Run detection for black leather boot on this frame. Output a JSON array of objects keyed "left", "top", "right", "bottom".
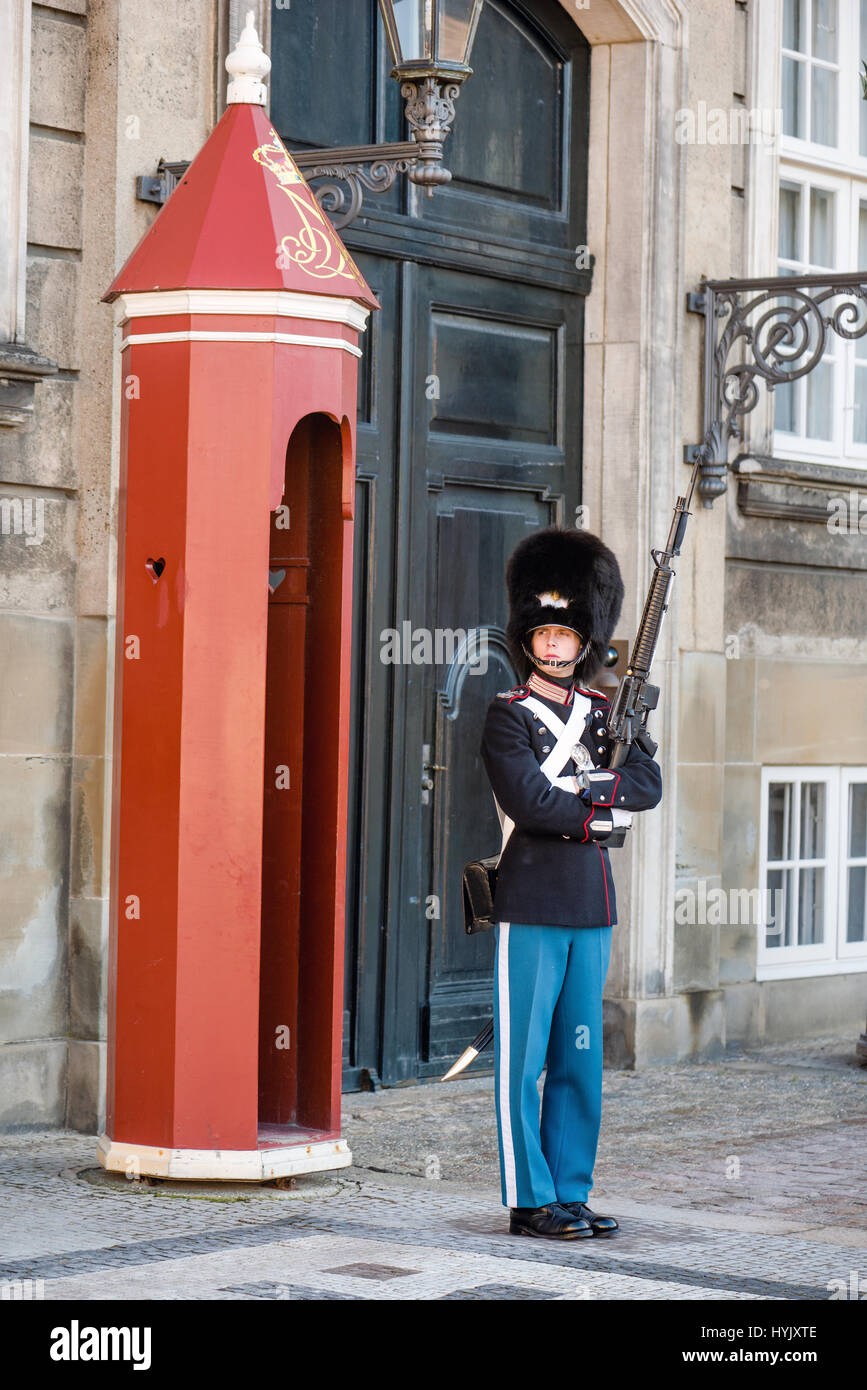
[
  {"left": 559, "top": 1200, "right": 619, "bottom": 1236},
  {"left": 509, "top": 1203, "right": 595, "bottom": 1239}
]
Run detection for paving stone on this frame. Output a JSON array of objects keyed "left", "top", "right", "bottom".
[{"left": 0, "top": 1033, "right": 864, "bottom": 1301}]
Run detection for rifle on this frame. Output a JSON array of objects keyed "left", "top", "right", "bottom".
[
  {"left": 441, "top": 456, "right": 702, "bottom": 1080},
  {"left": 601, "top": 451, "right": 702, "bottom": 847}
]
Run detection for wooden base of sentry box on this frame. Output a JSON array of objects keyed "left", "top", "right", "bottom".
[{"left": 97, "top": 1133, "right": 352, "bottom": 1181}]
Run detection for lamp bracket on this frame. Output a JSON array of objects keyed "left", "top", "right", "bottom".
[{"left": 686, "top": 271, "right": 867, "bottom": 505}]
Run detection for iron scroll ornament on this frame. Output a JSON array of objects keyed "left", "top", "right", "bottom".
[
  {"left": 685, "top": 271, "right": 867, "bottom": 505},
  {"left": 294, "top": 147, "right": 418, "bottom": 232}
]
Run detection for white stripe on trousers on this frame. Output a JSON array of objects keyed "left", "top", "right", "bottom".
[{"left": 496, "top": 922, "right": 518, "bottom": 1207}]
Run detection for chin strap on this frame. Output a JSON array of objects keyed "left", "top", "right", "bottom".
[{"left": 521, "top": 640, "right": 588, "bottom": 674}]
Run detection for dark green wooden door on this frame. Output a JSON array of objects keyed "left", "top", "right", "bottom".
[{"left": 270, "top": 0, "right": 590, "bottom": 1087}]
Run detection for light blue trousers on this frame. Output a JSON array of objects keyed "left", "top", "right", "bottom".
[{"left": 493, "top": 921, "right": 613, "bottom": 1209}]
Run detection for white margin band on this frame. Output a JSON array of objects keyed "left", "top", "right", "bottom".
[
  {"left": 97, "top": 1133, "right": 352, "bottom": 1182},
  {"left": 118, "top": 329, "right": 362, "bottom": 357},
  {"left": 115, "top": 289, "right": 371, "bottom": 332}
]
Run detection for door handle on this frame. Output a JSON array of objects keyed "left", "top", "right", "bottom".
[
  {"left": 421, "top": 763, "right": 447, "bottom": 789},
  {"left": 421, "top": 744, "right": 448, "bottom": 801}
]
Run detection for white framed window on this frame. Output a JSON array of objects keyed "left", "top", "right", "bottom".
[
  {"left": 776, "top": 0, "right": 867, "bottom": 465},
  {"left": 841, "top": 770, "right": 867, "bottom": 956},
  {"left": 758, "top": 765, "right": 867, "bottom": 978},
  {"left": 782, "top": 0, "right": 841, "bottom": 153}
]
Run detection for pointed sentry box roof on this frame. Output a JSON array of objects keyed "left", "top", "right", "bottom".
[{"left": 103, "top": 102, "right": 379, "bottom": 310}]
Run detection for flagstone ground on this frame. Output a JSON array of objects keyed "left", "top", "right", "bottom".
[{"left": 1, "top": 1032, "right": 864, "bottom": 1301}]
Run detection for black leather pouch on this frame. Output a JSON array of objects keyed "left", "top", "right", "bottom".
[{"left": 461, "top": 856, "right": 500, "bottom": 934}]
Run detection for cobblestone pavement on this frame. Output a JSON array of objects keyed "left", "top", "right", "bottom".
[{"left": 1, "top": 1034, "right": 865, "bottom": 1302}]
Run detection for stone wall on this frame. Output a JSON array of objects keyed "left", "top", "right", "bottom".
[
  {"left": 719, "top": 0, "right": 867, "bottom": 1044},
  {"left": 0, "top": 0, "right": 216, "bottom": 1132}
]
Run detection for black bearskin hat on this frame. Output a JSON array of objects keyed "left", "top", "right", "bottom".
[{"left": 505, "top": 526, "right": 624, "bottom": 683}]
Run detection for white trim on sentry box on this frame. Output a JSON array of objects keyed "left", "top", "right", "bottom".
[
  {"left": 119, "top": 330, "right": 362, "bottom": 358},
  {"left": 115, "top": 289, "right": 371, "bottom": 332}
]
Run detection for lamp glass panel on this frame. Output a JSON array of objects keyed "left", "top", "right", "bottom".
[
  {"left": 438, "top": 0, "right": 480, "bottom": 62},
  {"left": 391, "top": 0, "right": 433, "bottom": 61}
]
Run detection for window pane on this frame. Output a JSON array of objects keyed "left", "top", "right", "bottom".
[
  {"left": 850, "top": 783, "right": 867, "bottom": 857},
  {"left": 853, "top": 367, "right": 867, "bottom": 441},
  {"left": 779, "top": 182, "right": 801, "bottom": 261},
  {"left": 774, "top": 378, "right": 798, "bottom": 432},
  {"left": 806, "top": 356, "right": 833, "bottom": 438},
  {"left": 862, "top": 1, "right": 867, "bottom": 154},
  {"left": 768, "top": 782, "right": 794, "bottom": 860},
  {"left": 767, "top": 867, "right": 794, "bottom": 948},
  {"left": 847, "top": 866, "right": 867, "bottom": 942},
  {"left": 811, "top": 0, "right": 837, "bottom": 61},
  {"left": 809, "top": 187, "right": 834, "bottom": 266},
  {"left": 782, "top": 56, "right": 807, "bottom": 138},
  {"left": 810, "top": 66, "right": 837, "bottom": 146},
  {"left": 857, "top": 207, "right": 867, "bottom": 364},
  {"left": 784, "top": 0, "right": 805, "bottom": 50},
  {"left": 798, "top": 866, "right": 824, "bottom": 944},
  {"left": 800, "top": 782, "right": 826, "bottom": 858}
]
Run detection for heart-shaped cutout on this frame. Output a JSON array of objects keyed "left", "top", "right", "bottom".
[
  {"left": 146, "top": 557, "right": 166, "bottom": 583},
  {"left": 268, "top": 568, "right": 286, "bottom": 593}
]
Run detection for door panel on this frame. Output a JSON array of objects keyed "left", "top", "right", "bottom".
[
  {"left": 420, "top": 500, "right": 546, "bottom": 1073},
  {"left": 402, "top": 264, "right": 582, "bottom": 1077},
  {"left": 429, "top": 310, "right": 560, "bottom": 443},
  {"left": 445, "top": 0, "right": 565, "bottom": 209},
  {"left": 342, "top": 250, "right": 401, "bottom": 1089}
]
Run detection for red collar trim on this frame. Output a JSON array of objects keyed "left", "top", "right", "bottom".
[{"left": 527, "top": 671, "right": 574, "bottom": 705}]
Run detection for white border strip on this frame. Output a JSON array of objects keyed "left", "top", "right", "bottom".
[
  {"left": 116, "top": 289, "right": 370, "bottom": 332},
  {"left": 119, "top": 329, "right": 361, "bottom": 358},
  {"left": 97, "top": 1133, "right": 352, "bottom": 1181},
  {"left": 496, "top": 922, "right": 518, "bottom": 1207}
]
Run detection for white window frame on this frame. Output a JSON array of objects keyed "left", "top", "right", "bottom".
[
  {"left": 775, "top": 168, "right": 851, "bottom": 460},
  {"left": 0, "top": 0, "right": 32, "bottom": 344},
  {"left": 776, "top": 0, "right": 867, "bottom": 467},
  {"left": 839, "top": 768, "right": 867, "bottom": 958},
  {"left": 781, "top": 0, "right": 861, "bottom": 167},
  {"left": 758, "top": 765, "right": 867, "bottom": 979}
]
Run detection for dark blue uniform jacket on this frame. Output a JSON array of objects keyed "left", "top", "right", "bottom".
[{"left": 480, "top": 683, "right": 663, "bottom": 928}]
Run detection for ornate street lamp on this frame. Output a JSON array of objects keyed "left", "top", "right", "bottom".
[
  {"left": 293, "top": 0, "right": 485, "bottom": 224},
  {"left": 376, "top": 0, "right": 484, "bottom": 187},
  {"left": 137, "top": 3, "right": 485, "bottom": 229}
]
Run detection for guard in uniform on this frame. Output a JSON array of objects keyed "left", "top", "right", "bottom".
[{"left": 480, "top": 526, "right": 662, "bottom": 1240}]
